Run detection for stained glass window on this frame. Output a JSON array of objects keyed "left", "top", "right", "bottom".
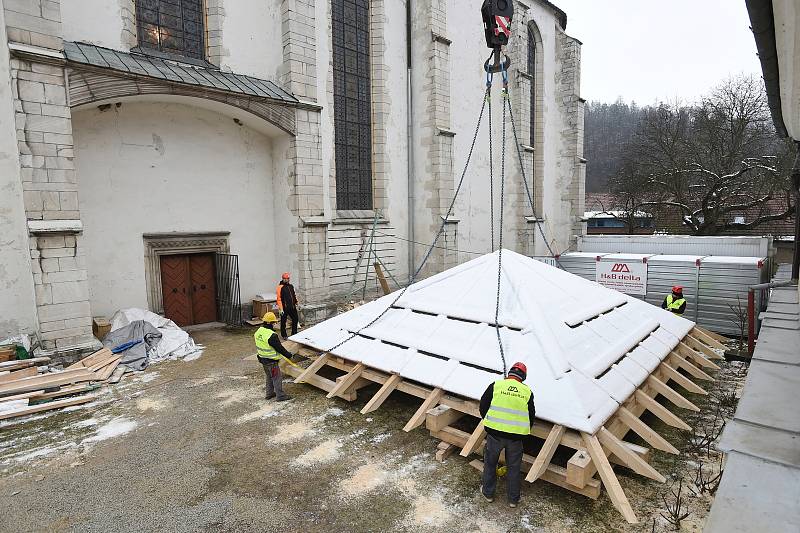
[
  {"left": 136, "top": 0, "right": 205, "bottom": 60},
  {"left": 332, "top": 0, "right": 373, "bottom": 210},
  {"left": 527, "top": 23, "right": 536, "bottom": 146}
]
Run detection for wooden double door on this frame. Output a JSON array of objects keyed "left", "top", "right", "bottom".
[{"left": 160, "top": 253, "right": 217, "bottom": 327}]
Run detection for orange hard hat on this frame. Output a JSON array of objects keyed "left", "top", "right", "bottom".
[
  {"left": 672, "top": 285, "right": 683, "bottom": 293},
  {"left": 282, "top": 272, "right": 290, "bottom": 280}
]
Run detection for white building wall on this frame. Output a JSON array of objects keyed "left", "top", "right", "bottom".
[
  {"left": 72, "top": 101, "right": 281, "bottom": 317},
  {"left": 220, "top": 0, "right": 283, "bottom": 80},
  {"left": 60, "top": 0, "right": 126, "bottom": 50},
  {"left": 0, "top": 7, "right": 38, "bottom": 337}
]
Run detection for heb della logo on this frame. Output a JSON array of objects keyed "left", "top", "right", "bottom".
[
  {"left": 507, "top": 385, "right": 519, "bottom": 393},
  {"left": 611, "top": 263, "right": 630, "bottom": 273}
]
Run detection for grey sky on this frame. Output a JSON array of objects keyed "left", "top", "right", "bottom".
[{"left": 553, "top": 0, "right": 763, "bottom": 105}]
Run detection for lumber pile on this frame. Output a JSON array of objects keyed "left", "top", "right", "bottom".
[{"left": 0, "top": 348, "right": 122, "bottom": 421}]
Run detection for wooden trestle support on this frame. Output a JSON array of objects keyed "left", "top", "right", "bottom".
[{"left": 282, "top": 326, "right": 726, "bottom": 524}]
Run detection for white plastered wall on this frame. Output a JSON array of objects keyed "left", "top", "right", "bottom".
[
  {"left": 72, "top": 101, "right": 286, "bottom": 317},
  {"left": 61, "top": 0, "right": 126, "bottom": 49},
  {"left": 0, "top": 7, "right": 38, "bottom": 337},
  {"left": 221, "top": 0, "right": 282, "bottom": 80}
]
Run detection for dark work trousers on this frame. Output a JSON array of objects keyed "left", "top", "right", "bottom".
[
  {"left": 260, "top": 359, "right": 286, "bottom": 399},
  {"left": 280, "top": 307, "right": 299, "bottom": 338},
  {"left": 482, "top": 433, "right": 524, "bottom": 503}
]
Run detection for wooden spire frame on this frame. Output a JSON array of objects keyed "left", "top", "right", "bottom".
[{"left": 281, "top": 329, "right": 724, "bottom": 525}]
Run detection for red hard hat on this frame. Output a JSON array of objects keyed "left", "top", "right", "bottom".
[
  {"left": 282, "top": 272, "right": 290, "bottom": 280},
  {"left": 511, "top": 362, "right": 527, "bottom": 375},
  {"left": 672, "top": 285, "right": 683, "bottom": 293}
]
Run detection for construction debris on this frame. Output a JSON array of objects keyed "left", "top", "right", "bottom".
[{"left": 0, "top": 347, "right": 122, "bottom": 421}]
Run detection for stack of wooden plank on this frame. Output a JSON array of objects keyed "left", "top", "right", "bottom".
[{"left": 0, "top": 348, "right": 122, "bottom": 421}]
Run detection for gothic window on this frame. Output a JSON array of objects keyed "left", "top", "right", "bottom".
[
  {"left": 332, "top": 0, "right": 373, "bottom": 211},
  {"left": 136, "top": 0, "right": 205, "bottom": 60},
  {"left": 527, "top": 23, "right": 536, "bottom": 146}
]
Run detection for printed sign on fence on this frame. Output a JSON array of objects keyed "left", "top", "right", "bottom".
[{"left": 595, "top": 261, "right": 648, "bottom": 295}]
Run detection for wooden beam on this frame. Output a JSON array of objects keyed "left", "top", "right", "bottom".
[
  {"left": 459, "top": 420, "right": 486, "bottom": 457},
  {"left": 294, "top": 353, "right": 331, "bottom": 384},
  {"left": 676, "top": 343, "right": 721, "bottom": 370},
  {"left": 0, "top": 394, "right": 96, "bottom": 421},
  {"left": 685, "top": 334, "right": 724, "bottom": 360},
  {"left": 659, "top": 362, "right": 707, "bottom": 395},
  {"left": 526, "top": 424, "right": 565, "bottom": 482},
  {"left": 425, "top": 404, "right": 466, "bottom": 433},
  {"left": 617, "top": 406, "right": 679, "bottom": 455},
  {"left": 68, "top": 348, "right": 113, "bottom": 369},
  {"left": 693, "top": 325, "right": 728, "bottom": 344},
  {"left": 0, "top": 369, "right": 96, "bottom": 398},
  {"left": 469, "top": 456, "right": 602, "bottom": 499},
  {"left": 0, "top": 357, "right": 49, "bottom": 372},
  {"left": 0, "top": 367, "right": 38, "bottom": 383},
  {"left": 281, "top": 360, "right": 357, "bottom": 401},
  {"left": 373, "top": 262, "right": 391, "bottom": 295},
  {"left": 582, "top": 433, "right": 638, "bottom": 524},
  {"left": 634, "top": 390, "right": 691, "bottom": 431},
  {"left": 647, "top": 375, "right": 700, "bottom": 411},
  {"left": 96, "top": 356, "right": 122, "bottom": 381},
  {"left": 597, "top": 427, "right": 665, "bottom": 483},
  {"left": 669, "top": 353, "right": 714, "bottom": 382},
  {"left": 690, "top": 327, "right": 728, "bottom": 350},
  {"left": 326, "top": 363, "right": 365, "bottom": 399},
  {"left": 436, "top": 442, "right": 457, "bottom": 462},
  {"left": 403, "top": 387, "right": 443, "bottom": 432},
  {"left": 566, "top": 451, "right": 593, "bottom": 488},
  {"left": 361, "top": 373, "right": 402, "bottom": 414}
]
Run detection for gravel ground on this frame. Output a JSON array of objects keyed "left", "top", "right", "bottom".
[{"left": 0, "top": 328, "right": 744, "bottom": 532}]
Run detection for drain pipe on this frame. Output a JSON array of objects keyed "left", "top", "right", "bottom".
[{"left": 406, "top": 0, "right": 416, "bottom": 284}]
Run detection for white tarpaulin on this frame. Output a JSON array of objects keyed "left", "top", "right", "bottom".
[
  {"left": 109, "top": 308, "right": 203, "bottom": 363},
  {"left": 596, "top": 259, "right": 648, "bottom": 296}
]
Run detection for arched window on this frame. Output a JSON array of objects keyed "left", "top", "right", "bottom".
[{"left": 527, "top": 23, "right": 536, "bottom": 146}]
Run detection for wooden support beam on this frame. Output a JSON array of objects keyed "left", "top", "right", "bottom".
[
  {"left": 326, "top": 363, "right": 365, "bottom": 399},
  {"left": 0, "top": 367, "right": 38, "bottom": 383},
  {"left": 669, "top": 353, "right": 715, "bottom": 382},
  {"left": 403, "top": 387, "right": 443, "bottom": 432},
  {"left": 526, "top": 424, "right": 565, "bottom": 482},
  {"left": 68, "top": 348, "right": 113, "bottom": 369},
  {"left": 617, "top": 406, "right": 679, "bottom": 455},
  {"left": 690, "top": 327, "right": 728, "bottom": 350},
  {"left": 566, "top": 451, "right": 593, "bottom": 488},
  {"left": 693, "top": 326, "right": 728, "bottom": 344},
  {"left": 373, "top": 262, "right": 391, "bottom": 295},
  {"left": 96, "top": 356, "right": 122, "bottom": 381},
  {"left": 634, "top": 390, "right": 691, "bottom": 431},
  {"left": 0, "top": 394, "right": 96, "bottom": 421},
  {"left": 459, "top": 420, "right": 486, "bottom": 457},
  {"left": 597, "top": 427, "right": 665, "bottom": 483},
  {"left": 0, "top": 357, "right": 49, "bottom": 372},
  {"left": 582, "top": 433, "right": 638, "bottom": 524},
  {"left": 436, "top": 442, "right": 456, "bottom": 462},
  {"left": 647, "top": 375, "right": 700, "bottom": 412},
  {"left": 281, "top": 361, "right": 357, "bottom": 401},
  {"left": 659, "top": 362, "right": 707, "bottom": 395},
  {"left": 676, "top": 343, "right": 721, "bottom": 370},
  {"left": 0, "top": 369, "right": 96, "bottom": 398},
  {"left": 685, "top": 334, "right": 724, "bottom": 360},
  {"left": 360, "top": 373, "right": 401, "bottom": 414},
  {"left": 294, "top": 353, "right": 331, "bottom": 384},
  {"left": 425, "top": 404, "right": 466, "bottom": 433}
]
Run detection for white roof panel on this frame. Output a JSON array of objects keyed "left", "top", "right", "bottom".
[{"left": 291, "top": 250, "right": 695, "bottom": 434}]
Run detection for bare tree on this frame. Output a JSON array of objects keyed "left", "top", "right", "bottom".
[{"left": 616, "top": 75, "right": 795, "bottom": 235}]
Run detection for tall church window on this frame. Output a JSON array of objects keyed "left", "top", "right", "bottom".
[
  {"left": 332, "top": 0, "right": 373, "bottom": 210},
  {"left": 527, "top": 23, "right": 536, "bottom": 146},
  {"left": 136, "top": 0, "right": 206, "bottom": 60}
]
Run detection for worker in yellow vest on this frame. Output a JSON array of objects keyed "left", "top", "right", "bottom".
[
  {"left": 661, "top": 285, "right": 687, "bottom": 316},
  {"left": 254, "top": 312, "right": 295, "bottom": 401},
  {"left": 479, "top": 362, "right": 535, "bottom": 508}
]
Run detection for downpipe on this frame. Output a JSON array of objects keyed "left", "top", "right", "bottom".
[{"left": 406, "top": 0, "right": 416, "bottom": 285}]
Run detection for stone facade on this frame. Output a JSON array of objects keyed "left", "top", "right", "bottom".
[{"left": 0, "top": 0, "right": 584, "bottom": 356}]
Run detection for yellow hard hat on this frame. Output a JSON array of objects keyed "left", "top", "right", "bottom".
[{"left": 262, "top": 312, "right": 278, "bottom": 323}]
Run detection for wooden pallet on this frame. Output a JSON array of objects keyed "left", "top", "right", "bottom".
[{"left": 282, "top": 331, "right": 722, "bottom": 524}]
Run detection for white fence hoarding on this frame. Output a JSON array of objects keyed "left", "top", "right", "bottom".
[{"left": 595, "top": 261, "right": 648, "bottom": 295}]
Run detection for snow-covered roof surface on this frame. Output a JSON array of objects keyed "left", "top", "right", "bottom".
[{"left": 292, "top": 250, "right": 695, "bottom": 434}]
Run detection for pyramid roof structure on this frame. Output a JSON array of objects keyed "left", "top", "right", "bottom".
[{"left": 292, "top": 250, "right": 695, "bottom": 434}]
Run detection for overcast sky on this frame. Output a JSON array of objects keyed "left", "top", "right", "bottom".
[{"left": 553, "top": 0, "right": 763, "bottom": 105}]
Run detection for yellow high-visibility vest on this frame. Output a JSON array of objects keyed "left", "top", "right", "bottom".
[
  {"left": 483, "top": 378, "right": 532, "bottom": 435},
  {"left": 666, "top": 294, "right": 686, "bottom": 315},
  {"left": 254, "top": 326, "right": 279, "bottom": 360}
]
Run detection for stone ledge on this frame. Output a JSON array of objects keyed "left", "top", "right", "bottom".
[
  {"left": 437, "top": 127, "right": 456, "bottom": 137},
  {"left": 431, "top": 32, "right": 452, "bottom": 46},
  {"left": 28, "top": 219, "right": 83, "bottom": 235},
  {"left": 300, "top": 216, "right": 331, "bottom": 227},
  {"left": 8, "top": 41, "right": 65, "bottom": 66}
]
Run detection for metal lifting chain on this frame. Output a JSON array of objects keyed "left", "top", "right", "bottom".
[
  {"left": 493, "top": 64, "right": 509, "bottom": 377},
  {"left": 323, "top": 86, "right": 492, "bottom": 356}
]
